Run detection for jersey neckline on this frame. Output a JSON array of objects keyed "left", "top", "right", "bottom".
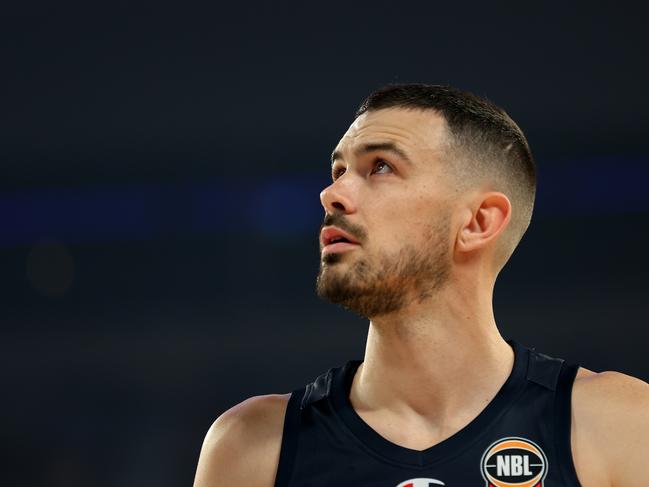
[{"left": 329, "top": 338, "right": 529, "bottom": 467}]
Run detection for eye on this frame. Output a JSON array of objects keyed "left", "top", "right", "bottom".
[
  {"left": 332, "top": 165, "right": 346, "bottom": 181},
  {"left": 371, "top": 159, "right": 393, "bottom": 175}
]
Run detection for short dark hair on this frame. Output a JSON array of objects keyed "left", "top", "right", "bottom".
[{"left": 355, "top": 83, "right": 536, "bottom": 271}]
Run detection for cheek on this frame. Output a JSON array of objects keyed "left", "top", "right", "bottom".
[
  {"left": 394, "top": 194, "right": 440, "bottom": 230},
  {"left": 366, "top": 207, "right": 435, "bottom": 252},
  {"left": 361, "top": 187, "right": 449, "bottom": 246}
]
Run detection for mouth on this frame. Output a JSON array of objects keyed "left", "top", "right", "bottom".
[
  {"left": 320, "top": 226, "right": 361, "bottom": 255},
  {"left": 321, "top": 240, "right": 360, "bottom": 256}
]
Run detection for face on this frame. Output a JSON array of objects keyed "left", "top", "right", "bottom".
[{"left": 316, "top": 107, "right": 457, "bottom": 318}]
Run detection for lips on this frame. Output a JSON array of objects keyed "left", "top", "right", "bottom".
[{"left": 320, "top": 226, "right": 360, "bottom": 248}]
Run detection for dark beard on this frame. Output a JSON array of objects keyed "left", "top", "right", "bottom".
[{"left": 315, "top": 217, "right": 451, "bottom": 318}]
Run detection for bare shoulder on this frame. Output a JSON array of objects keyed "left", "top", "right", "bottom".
[
  {"left": 571, "top": 366, "right": 649, "bottom": 487},
  {"left": 193, "top": 393, "right": 291, "bottom": 487}
]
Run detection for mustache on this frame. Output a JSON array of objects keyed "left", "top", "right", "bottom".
[{"left": 320, "top": 212, "right": 367, "bottom": 244}]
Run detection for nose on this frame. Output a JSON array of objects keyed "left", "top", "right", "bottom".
[{"left": 320, "top": 179, "right": 356, "bottom": 214}]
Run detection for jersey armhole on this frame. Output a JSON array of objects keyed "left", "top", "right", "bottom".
[
  {"left": 274, "top": 386, "right": 306, "bottom": 487},
  {"left": 554, "top": 362, "right": 583, "bottom": 487}
]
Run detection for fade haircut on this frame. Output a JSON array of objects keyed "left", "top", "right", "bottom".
[{"left": 355, "top": 83, "right": 536, "bottom": 273}]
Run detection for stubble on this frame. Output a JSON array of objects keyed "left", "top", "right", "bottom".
[{"left": 316, "top": 211, "right": 452, "bottom": 318}]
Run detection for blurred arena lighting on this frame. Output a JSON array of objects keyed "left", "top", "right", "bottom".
[
  {"left": 26, "top": 239, "right": 75, "bottom": 297},
  {"left": 1, "top": 156, "right": 647, "bottom": 248}
]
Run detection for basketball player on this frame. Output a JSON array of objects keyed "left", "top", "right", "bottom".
[{"left": 193, "top": 84, "right": 649, "bottom": 487}]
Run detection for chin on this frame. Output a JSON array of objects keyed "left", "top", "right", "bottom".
[{"left": 322, "top": 253, "right": 345, "bottom": 265}]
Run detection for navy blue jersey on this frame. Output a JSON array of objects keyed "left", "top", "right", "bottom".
[{"left": 274, "top": 339, "right": 582, "bottom": 487}]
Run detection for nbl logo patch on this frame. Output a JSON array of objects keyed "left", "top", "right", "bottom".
[
  {"left": 395, "top": 479, "right": 445, "bottom": 487},
  {"left": 480, "top": 437, "right": 548, "bottom": 487}
]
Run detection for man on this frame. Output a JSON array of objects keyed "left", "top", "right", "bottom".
[{"left": 193, "top": 84, "right": 649, "bottom": 487}]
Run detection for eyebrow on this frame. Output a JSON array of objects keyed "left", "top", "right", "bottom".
[{"left": 330, "top": 142, "right": 414, "bottom": 167}]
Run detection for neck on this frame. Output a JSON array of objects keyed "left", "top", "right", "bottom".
[{"left": 350, "top": 279, "right": 514, "bottom": 431}]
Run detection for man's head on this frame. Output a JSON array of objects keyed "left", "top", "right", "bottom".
[{"left": 316, "top": 84, "right": 536, "bottom": 319}]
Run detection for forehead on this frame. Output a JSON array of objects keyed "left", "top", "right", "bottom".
[{"left": 335, "top": 107, "right": 449, "bottom": 158}]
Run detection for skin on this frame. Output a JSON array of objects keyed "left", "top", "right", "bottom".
[{"left": 193, "top": 108, "right": 649, "bottom": 487}]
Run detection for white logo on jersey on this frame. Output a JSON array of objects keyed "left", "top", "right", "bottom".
[
  {"left": 480, "top": 437, "right": 548, "bottom": 487},
  {"left": 396, "top": 478, "right": 445, "bottom": 487}
]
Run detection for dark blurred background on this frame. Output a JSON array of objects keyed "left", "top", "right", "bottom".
[{"left": 2, "top": 1, "right": 648, "bottom": 485}]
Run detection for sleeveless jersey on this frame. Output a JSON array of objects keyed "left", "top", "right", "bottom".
[{"left": 274, "top": 339, "right": 582, "bottom": 487}]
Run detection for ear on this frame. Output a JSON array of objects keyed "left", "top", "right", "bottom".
[{"left": 456, "top": 192, "right": 511, "bottom": 254}]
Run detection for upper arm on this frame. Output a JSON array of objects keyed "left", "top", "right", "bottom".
[
  {"left": 572, "top": 369, "right": 649, "bottom": 487},
  {"left": 193, "top": 393, "right": 291, "bottom": 487}
]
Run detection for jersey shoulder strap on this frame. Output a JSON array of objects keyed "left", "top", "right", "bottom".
[
  {"left": 274, "top": 366, "right": 336, "bottom": 487},
  {"left": 526, "top": 347, "right": 564, "bottom": 390},
  {"left": 274, "top": 385, "right": 306, "bottom": 487},
  {"left": 523, "top": 344, "right": 582, "bottom": 486},
  {"left": 554, "top": 357, "right": 582, "bottom": 486}
]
